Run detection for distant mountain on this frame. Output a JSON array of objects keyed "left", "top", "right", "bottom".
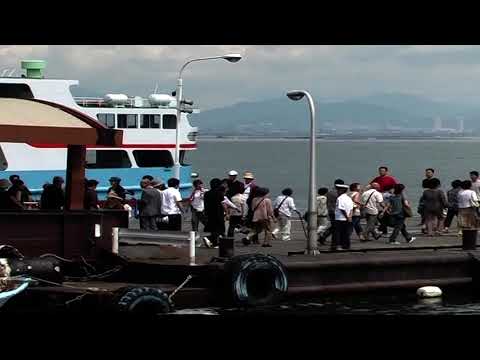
[
  {"left": 351, "top": 92, "right": 479, "bottom": 118},
  {"left": 191, "top": 97, "right": 427, "bottom": 134},
  {"left": 190, "top": 93, "right": 480, "bottom": 134}
]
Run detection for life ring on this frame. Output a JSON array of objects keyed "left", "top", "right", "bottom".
[
  {"left": 113, "top": 287, "right": 173, "bottom": 314},
  {"left": 222, "top": 254, "right": 288, "bottom": 307},
  {"left": 417, "top": 286, "right": 442, "bottom": 298}
]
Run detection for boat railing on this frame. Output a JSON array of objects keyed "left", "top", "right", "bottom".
[
  {"left": 73, "top": 96, "right": 200, "bottom": 112},
  {"left": 74, "top": 97, "right": 108, "bottom": 107}
]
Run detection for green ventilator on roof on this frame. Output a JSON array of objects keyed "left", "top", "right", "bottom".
[{"left": 21, "top": 60, "right": 46, "bottom": 79}]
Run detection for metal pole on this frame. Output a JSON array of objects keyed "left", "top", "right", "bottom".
[
  {"left": 305, "top": 92, "right": 318, "bottom": 255},
  {"left": 189, "top": 231, "right": 196, "bottom": 265},
  {"left": 173, "top": 77, "right": 183, "bottom": 180},
  {"left": 172, "top": 56, "right": 225, "bottom": 181}
]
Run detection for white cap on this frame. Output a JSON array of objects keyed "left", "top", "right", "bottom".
[
  {"left": 335, "top": 184, "right": 349, "bottom": 189},
  {"left": 228, "top": 170, "right": 238, "bottom": 176}
]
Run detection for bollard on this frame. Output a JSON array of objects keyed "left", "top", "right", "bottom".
[
  {"left": 94, "top": 224, "right": 101, "bottom": 238},
  {"left": 219, "top": 237, "right": 234, "bottom": 258},
  {"left": 462, "top": 230, "right": 477, "bottom": 250},
  {"left": 112, "top": 227, "right": 119, "bottom": 254},
  {"left": 189, "top": 231, "right": 196, "bottom": 265}
]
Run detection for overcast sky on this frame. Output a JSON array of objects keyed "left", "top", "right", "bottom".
[{"left": 1, "top": 45, "right": 480, "bottom": 110}]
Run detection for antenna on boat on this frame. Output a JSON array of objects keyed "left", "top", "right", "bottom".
[
  {"left": 154, "top": 83, "right": 159, "bottom": 94},
  {"left": 8, "top": 69, "right": 15, "bottom": 77},
  {"left": 1, "top": 69, "right": 9, "bottom": 77}
]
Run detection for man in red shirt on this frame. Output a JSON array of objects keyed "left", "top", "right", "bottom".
[{"left": 370, "top": 166, "right": 398, "bottom": 192}]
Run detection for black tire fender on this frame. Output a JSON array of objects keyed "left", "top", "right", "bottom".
[
  {"left": 223, "top": 254, "right": 288, "bottom": 307},
  {"left": 113, "top": 286, "right": 173, "bottom": 314}
]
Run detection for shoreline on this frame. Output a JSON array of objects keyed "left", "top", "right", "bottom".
[{"left": 197, "top": 136, "right": 480, "bottom": 143}]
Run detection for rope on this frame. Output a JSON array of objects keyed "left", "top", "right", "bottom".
[
  {"left": 80, "top": 256, "right": 97, "bottom": 274},
  {"left": 39, "top": 253, "right": 74, "bottom": 263},
  {"left": 27, "top": 276, "right": 94, "bottom": 290},
  {"left": 64, "top": 265, "right": 123, "bottom": 282},
  {"left": 168, "top": 275, "right": 193, "bottom": 301}
]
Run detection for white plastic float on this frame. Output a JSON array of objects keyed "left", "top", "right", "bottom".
[{"left": 416, "top": 286, "right": 442, "bottom": 298}]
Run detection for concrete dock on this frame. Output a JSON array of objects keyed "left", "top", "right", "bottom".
[
  {"left": 7, "top": 214, "right": 479, "bottom": 313},
  {"left": 124, "top": 214, "right": 465, "bottom": 259}
]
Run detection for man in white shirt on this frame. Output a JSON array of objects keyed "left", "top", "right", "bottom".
[
  {"left": 361, "top": 182, "right": 384, "bottom": 241},
  {"left": 161, "top": 178, "right": 183, "bottom": 231},
  {"left": 333, "top": 184, "right": 354, "bottom": 251},
  {"left": 272, "top": 188, "right": 297, "bottom": 241}
]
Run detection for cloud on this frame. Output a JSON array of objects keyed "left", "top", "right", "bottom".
[{"left": 1, "top": 45, "right": 480, "bottom": 108}]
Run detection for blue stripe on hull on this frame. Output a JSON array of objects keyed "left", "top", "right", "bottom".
[{"left": 1, "top": 166, "right": 193, "bottom": 199}]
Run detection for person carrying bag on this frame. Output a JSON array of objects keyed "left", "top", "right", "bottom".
[{"left": 274, "top": 195, "right": 288, "bottom": 218}]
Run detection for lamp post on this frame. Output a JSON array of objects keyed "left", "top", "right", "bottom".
[
  {"left": 173, "top": 53, "right": 243, "bottom": 180},
  {"left": 286, "top": 90, "right": 319, "bottom": 255}
]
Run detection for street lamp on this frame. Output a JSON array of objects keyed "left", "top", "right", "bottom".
[
  {"left": 286, "top": 90, "right": 319, "bottom": 255},
  {"left": 173, "top": 53, "right": 243, "bottom": 180}
]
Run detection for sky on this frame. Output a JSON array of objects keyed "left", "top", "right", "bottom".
[{"left": 1, "top": 45, "right": 480, "bottom": 110}]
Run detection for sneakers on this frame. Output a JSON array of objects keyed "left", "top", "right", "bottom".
[
  {"left": 336, "top": 246, "right": 344, "bottom": 251},
  {"left": 203, "top": 237, "right": 212, "bottom": 248},
  {"left": 407, "top": 237, "right": 416, "bottom": 244}
]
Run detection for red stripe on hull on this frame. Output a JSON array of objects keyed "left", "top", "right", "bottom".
[{"left": 28, "top": 143, "right": 197, "bottom": 149}]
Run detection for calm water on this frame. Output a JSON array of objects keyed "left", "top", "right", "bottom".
[
  {"left": 185, "top": 138, "right": 480, "bottom": 315},
  {"left": 169, "top": 292, "right": 480, "bottom": 316},
  {"left": 189, "top": 138, "right": 480, "bottom": 210}
]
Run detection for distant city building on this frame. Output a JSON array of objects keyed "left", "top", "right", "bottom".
[{"left": 433, "top": 117, "right": 442, "bottom": 131}]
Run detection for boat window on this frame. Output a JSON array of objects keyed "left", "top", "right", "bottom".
[
  {"left": 0, "top": 84, "right": 34, "bottom": 99},
  {"left": 133, "top": 150, "right": 173, "bottom": 168},
  {"left": 140, "top": 114, "right": 161, "bottom": 129},
  {"left": 163, "top": 114, "right": 177, "bottom": 129},
  {"left": 96, "top": 113, "right": 115, "bottom": 128},
  {"left": 85, "top": 150, "right": 132, "bottom": 169},
  {"left": 180, "top": 150, "right": 190, "bottom": 165},
  {"left": 117, "top": 114, "right": 138, "bottom": 128}
]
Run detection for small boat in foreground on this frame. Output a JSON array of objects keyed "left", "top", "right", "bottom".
[{"left": 0, "top": 277, "right": 31, "bottom": 309}]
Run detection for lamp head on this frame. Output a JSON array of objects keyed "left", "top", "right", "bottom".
[
  {"left": 286, "top": 90, "right": 306, "bottom": 101},
  {"left": 223, "top": 53, "right": 243, "bottom": 63}
]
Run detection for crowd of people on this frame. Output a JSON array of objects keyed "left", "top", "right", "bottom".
[
  {"left": 182, "top": 170, "right": 298, "bottom": 248},
  {"left": 314, "top": 166, "right": 480, "bottom": 251},
  {"left": 0, "top": 174, "right": 135, "bottom": 212},
  {"left": 2, "top": 164, "right": 480, "bottom": 252}
]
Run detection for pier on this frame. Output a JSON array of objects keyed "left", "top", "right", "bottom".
[{"left": 5, "top": 214, "right": 480, "bottom": 313}]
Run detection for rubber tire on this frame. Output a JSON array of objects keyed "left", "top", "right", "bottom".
[
  {"left": 113, "top": 287, "right": 173, "bottom": 314},
  {"left": 222, "top": 254, "right": 288, "bottom": 307}
]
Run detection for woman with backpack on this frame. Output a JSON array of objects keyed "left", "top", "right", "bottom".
[
  {"left": 383, "top": 184, "right": 416, "bottom": 244},
  {"left": 242, "top": 187, "right": 275, "bottom": 247},
  {"left": 419, "top": 178, "right": 448, "bottom": 236},
  {"left": 272, "top": 188, "right": 297, "bottom": 241}
]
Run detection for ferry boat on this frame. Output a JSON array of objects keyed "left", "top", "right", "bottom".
[{"left": 0, "top": 60, "right": 198, "bottom": 198}]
